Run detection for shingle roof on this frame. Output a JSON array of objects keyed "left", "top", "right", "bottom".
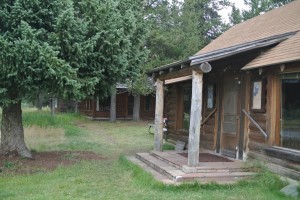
[
  {"left": 242, "top": 32, "right": 300, "bottom": 70},
  {"left": 196, "top": 0, "right": 300, "bottom": 55}
]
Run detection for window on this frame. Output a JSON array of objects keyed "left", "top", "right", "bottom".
[
  {"left": 98, "top": 97, "right": 111, "bottom": 112},
  {"left": 182, "top": 86, "right": 192, "bottom": 130},
  {"left": 280, "top": 78, "right": 300, "bottom": 150},
  {"left": 145, "top": 96, "right": 151, "bottom": 112}
]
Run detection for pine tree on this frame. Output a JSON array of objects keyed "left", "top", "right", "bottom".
[
  {"left": 0, "top": 0, "right": 148, "bottom": 158},
  {"left": 229, "top": 4, "right": 243, "bottom": 25}
]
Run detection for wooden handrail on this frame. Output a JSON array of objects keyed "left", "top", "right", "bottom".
[
  {"left": 242, "top": 109, "right": 268, "bottom": 140},
  {"left": 201, "top": 108, "right": 217, "bottom": 126}
]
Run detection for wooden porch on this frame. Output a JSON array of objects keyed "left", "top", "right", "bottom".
[{"left": 128, "top": 149, "right": 256, "bottom": 184}]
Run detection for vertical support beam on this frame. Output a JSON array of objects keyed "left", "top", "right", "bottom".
[
  {"left": 267, "top": 70, "right": 279, "bottom": 146},
  {"left": 92, "top": 99, "right": 96, "bottom": 118},
  {"left": 216, "top": 77, "right": 223, "bottom": 153},
  {"left": 154, "top": 79, "right": 164, "bottom": 151},
  {"left": 238, "top": 72, "right": 247, "bottom": 160},
  {"left": 110, "top": 89, "right": 117, "bottom": 122},
  {"left": 133, "top": 94, "right": 140, "bottom": 121},
  {"left": 188, "top": 71, "right": 203, "bottom": 167}
]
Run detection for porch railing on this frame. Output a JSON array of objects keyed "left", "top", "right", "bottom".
[
  {"left": 201, "top": 108, "right": 217, "bottom": 126},
  {"left": 242, "top": 109, "right": 268, "bottom": 140}
]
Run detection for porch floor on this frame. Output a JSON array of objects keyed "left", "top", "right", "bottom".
[{"left": 128, "top": 149, "right": 256, "bottom": 184}]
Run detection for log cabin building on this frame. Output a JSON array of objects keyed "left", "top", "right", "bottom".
[
  {"left": 150, "top": 0, "right": 300, "bottom": 176},
  {"left": 78, "top": 86, "right": 155, "bottom": 121}
]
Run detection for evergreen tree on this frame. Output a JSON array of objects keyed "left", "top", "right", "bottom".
[
  {"left": 0, "top": 0, "right": 148, "bottom": 158},
  {"left": 242, "top": 0, "right": 294, "bottom": 20},
  {"left": 229, "top": 4, "right": 243, "bottom": 25},
  {"left": 145, "top": 0, "right": 228, "bottom": 69}
]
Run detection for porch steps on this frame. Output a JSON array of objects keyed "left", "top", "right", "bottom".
[
  {"left": 136, "top": 153, "right": 184, "bottom": 181},
  {"left": 126, "top": 156, "right": 177, "bottom": 185},
  {"left": 135, "top": 152, "right": 256, "bottom": 184}
]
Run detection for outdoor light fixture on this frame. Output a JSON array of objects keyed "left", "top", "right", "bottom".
[{"left": 280, "top": 64, "right": 285, "bottom": 72}]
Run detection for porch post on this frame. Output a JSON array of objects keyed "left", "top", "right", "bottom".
[
  {"left": 133, "top": 94, "right": 140, "bottom": 121},
  {"left": 154, "top": 79, "right": 164, "bottom": 151},
  {"left": 188, "top": 71, "right": 203, "bottom": 167},
  {"left": 110, "top": 89, "right": 117, "bottom": 122}
]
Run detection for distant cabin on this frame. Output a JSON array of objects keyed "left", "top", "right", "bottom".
[{"left": 78, "top": 87, "right": 155, "bottom": 121}]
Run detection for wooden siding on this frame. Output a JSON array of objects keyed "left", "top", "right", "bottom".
[
  {"left": 78, "top": 99, "right": 94, "bottom": 117},
  {"left": 78, "top": 93, "right": 155, "bottom": 120},
  {"left": 165, "top": 78, "right": 217, "bottom": 151},
  {"left": 140, "top": 95, "right": 155, "bottom": 120},
  {"left": 56, "top": 99, "right": 77, "bottom": 113}
]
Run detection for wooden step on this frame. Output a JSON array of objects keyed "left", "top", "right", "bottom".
[
  {"left": 150, "top": 151, "right": 182, "bottom": 169},
  {"left": 126, "top": 156, "right": 176, "bottom": 185},
  {"left": 136, "top": 153, "right": 185, "bottom": 181},
  {"left": 176, "top": 171, "right": 257, "bottom": 183}
]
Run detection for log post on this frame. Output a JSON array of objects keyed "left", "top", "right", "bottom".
[
  {"left": 110, "top": 89, "right": 117, "bottom": 122},
  {"left": 133, "top": 94, "right": 140, "bottom": 121},
  {"left": 154, "top": 79, "right": 164, "bottom": 151},
  {"left": 188, "top": 71, "right": 203, "bottom": 167}
]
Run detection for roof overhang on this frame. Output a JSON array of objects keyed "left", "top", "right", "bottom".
[
  {"left": 190, "top": 32, "right": 296, "bottom": 66},
  {"left": 148, "top": 32, "right": 297, "bottom": 80}
]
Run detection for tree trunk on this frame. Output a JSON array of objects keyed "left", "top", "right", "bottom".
[
  {"left": 74, "top": 100, "right": 78, "bottom": 114},
  {"left": 36, "top": 94, "right": 43, "bottom": 110},
  {"left": 110, "top": 91, "right": 117, "bottom": 122},
  {"left": 0, "top": 101, "right": 33, "bottom": 159},
  {"left": 50, "top": 97, "right": 55, "bottom": 116}
]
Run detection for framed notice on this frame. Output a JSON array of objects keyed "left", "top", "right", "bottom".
[{"left": 251, "top": 80, "right": 265, "bottom": 111}]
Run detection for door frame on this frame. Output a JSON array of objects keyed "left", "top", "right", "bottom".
[{"left": 218, "top": 73, "right": 242, "bottom": 158}]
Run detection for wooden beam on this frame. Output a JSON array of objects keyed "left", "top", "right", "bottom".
[
  {"left": 158, "top": 67, "right": 192, "bottom": 81},
  {"left": 158, "top": 65, "right": 212, "bottom": 80},
  {"left": 188, "top": 71, "right": 203, "bottom": 167},
  {"left": 238, "top": 72, "right": 246, "bottom": 160},
  {"left": 201, "top": 108, "right": 217, "bottom": 126},
  {"left": 266, "top": 70, "right": 280, "bottom": 146},
  {"left": 216, "top": 77, "right": 223, "bottom": 153},
  {"left": 154, "top": 79, "right": 164, "bottom": 151}
]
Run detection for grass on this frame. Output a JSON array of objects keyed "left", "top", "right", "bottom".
[{"left": 0, "top": 110, "right": 295, "bottom": 200}]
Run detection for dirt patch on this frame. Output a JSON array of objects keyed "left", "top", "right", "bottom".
[
  {"left": 0, "top": 151, "right": 104, "bottom": 174},
  {"left": 179, "top": 153, "right": 233, "bottom": 162}
]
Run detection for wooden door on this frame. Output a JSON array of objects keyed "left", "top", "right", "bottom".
[{"left": 221, "top": 75, "right": 240, "bottom": 158}]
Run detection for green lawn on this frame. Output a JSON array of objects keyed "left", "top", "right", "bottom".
[{"left": 0, "top": 111, "right": 294, "bottom": 200}]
